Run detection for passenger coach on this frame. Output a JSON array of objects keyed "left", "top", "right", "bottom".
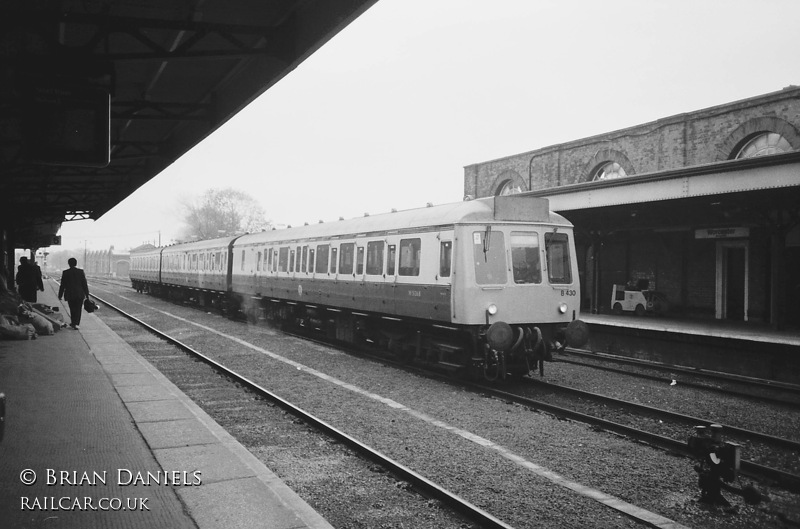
[{"left": 130, "top": 195, "right": 587, "bottom": 380}]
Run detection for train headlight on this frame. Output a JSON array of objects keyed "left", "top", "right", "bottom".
[
  {"left": 558, "top": 302, "right": 568, "bottom": 314},
  {"left": 487, "top": 304, "right": 498, "bottom": 315}
]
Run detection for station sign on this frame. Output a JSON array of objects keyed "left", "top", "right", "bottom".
[{"left": 694, "top": 227, "right": 750, "bottom": 239}]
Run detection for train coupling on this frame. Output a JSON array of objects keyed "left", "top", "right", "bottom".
[{"left": 687, "top": 425, "right": 760, "bottom": 505}]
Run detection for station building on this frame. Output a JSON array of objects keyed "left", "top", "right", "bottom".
[{"left": 464, "top": 86, "right": 800, "bottom": 330}]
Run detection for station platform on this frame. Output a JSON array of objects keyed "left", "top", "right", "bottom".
[
  {"left": 581, "top": 312, "right": 800, "bottom": 347},
  {"left": 580, "top": 312, "right": 800, "bottom": 384},
  {"left": 0, "top": 280, "right": 333, "bottom": 529}
]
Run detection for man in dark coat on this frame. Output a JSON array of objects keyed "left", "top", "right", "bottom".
[
  {"left": 15, "top": 256, "right": 43, "bottom": 303},
  {"left": 58, "top": 258, "right": 90, "bottom": 329}
]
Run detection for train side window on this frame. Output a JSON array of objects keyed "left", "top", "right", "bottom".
[
  {"left": 267, "top": 248, "right": 273, "bottom": 271},
  {"left": 366, "top": 241, "right": 384, "bottom": 275},
  {"left": 316, "top": 244, "right": 329, "bottom": 273},
  {"left": 256, "top": 251, "right": 262, "bottom": 272},
  {"left": 289, "top": 249, "right": 296, "bottom": 272},
  {"left": 511, "top": 232, "right": 541, "bottom": 284},
  {"left": 399, "top": 238, "right": 421, "bottom": 276},
  {"left": 387, "top": 244, "right": 396, "bottom": 276},
  {"left": 339, "top": 243, "right": 354, "bottom": 274},
  {"left": 279, "top": 247, "right": 289, "bottom": 272},
  {"left": 544, "top": 232, "right": 572, "bottom": 284},
  {"left": 473, "top": 230, "right": 507, "bottom": 285},
  {"left": 330, "top": 247, "right": 338, "bottom": 274},
  {"left": 301, "top": 246, "right": 308, "bottom": 273},
  {"left": 309, "top": 248, "right": 315, "bottom": 273},
  {"left": 439, "top": 241, "right": 452, "bottom": 277},
  {"left": 356, "top": 246, "right": 365, "bottom": 275}
]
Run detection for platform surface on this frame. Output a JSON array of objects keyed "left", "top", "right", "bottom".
[
  {"left": 0, "top": 281, "right": 332, "bottom": 529},
  {"left": 582, "top": 312, "right": 800, "bottom": 346}
]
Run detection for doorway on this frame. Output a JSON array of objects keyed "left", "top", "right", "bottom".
[{"left": 715, "top": 241, "right": 748, "bottom": 321}]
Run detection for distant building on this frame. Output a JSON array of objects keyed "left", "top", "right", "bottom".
[
  {"left": 464, "top": 86, "right": 800, "bottom": 328},
  {"left": 85, "top": 246, "right": 131, "bottom": 278}
]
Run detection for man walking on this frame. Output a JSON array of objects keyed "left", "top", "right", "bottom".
[
  {"left": 15, "top": 256, "right": 44, "bottom": 302},
  {"left": 58, "top": 258, "right": 90, "bottom": 330}
]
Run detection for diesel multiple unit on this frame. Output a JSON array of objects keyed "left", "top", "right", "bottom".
[{"left": 130, "top": 196, "right": 588, "bottom": 381}]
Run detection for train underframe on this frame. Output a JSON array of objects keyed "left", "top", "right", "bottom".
[
  {"left": 234, "top": 292, "right": 563, "bottom": 382},
  {"left": 131, "top": 281, "right": 564, "bottom": 382}
]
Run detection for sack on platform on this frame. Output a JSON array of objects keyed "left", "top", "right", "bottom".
[
  {"left": 19, "top": 311, "right": 54, "bottom": 335},
  {"left": 0, "top": 315, "right": 36, "bottom": 340}
]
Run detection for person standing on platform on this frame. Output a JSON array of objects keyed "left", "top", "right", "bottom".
[
  {"left": 58, "top": 258, "right": 89, "bottom": 330},
  {"left": 15, "top": 256, "right": 43, "bottom": 303}
]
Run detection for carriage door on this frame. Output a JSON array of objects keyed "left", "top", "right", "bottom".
[{"left": 715, "top": 241, "right": 748, "bottom": 321}]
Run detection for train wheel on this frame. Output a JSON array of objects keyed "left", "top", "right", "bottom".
[
  {"left": 635, "top": 304, "right": 646, "bottom": 316},
  {"left": 613, "top": 303, "right": 623, "bottom": 315}
]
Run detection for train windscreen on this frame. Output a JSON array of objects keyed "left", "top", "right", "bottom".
[{"left": 473, "top": 229, "right": 507, "bottom": 285}]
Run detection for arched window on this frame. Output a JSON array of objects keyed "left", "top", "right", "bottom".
[
  {"left": 498, "top": 179, "right": 522, "bottom": 195},
  {"left": 735, "top": 132, "right": 792, "bottom": 159},
  {"left": 592, "top": 161, "right": 627, "bottom": 181}
]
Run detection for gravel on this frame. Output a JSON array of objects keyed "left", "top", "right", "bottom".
[{"left": 96, "top": 285, "right": 800, "bottom": 528}]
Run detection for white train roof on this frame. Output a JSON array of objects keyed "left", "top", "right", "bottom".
[
  {"left": 138, "top": 196, "right": 571, "bottom": 254},
  {"left": 160, "top": 236, "right": 237, "bottom": 254},
  {"left": 235, "top": 195, "right": 568, "bottom": 246}
]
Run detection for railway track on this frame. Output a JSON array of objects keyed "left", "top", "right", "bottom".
[
  {"left": 351, "top": 352, "right": 800, "bottom": 492},
  {"left": 558, "top": 347, "right": 800, "bottom": 407},
  {"left": 270, "top": 316, "right": 800, "bottom": 492},
  {"left": 90, "top": 278, "right": 800, "bottom": 492},
  {"left": 84, "top": 283, "right": 795, "bottom": 527},
  {"left": 91, "top": 290, "right": 515, "bottom": 529},
  {"left": 491, "top": 379, "right": 800, "bottom": 491}
]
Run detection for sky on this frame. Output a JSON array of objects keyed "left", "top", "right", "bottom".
[{"left": 56, "top": 0, "right": 800, "bottom": 252}]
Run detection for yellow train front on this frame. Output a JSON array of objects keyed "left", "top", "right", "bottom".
[{"left": 230, "top": 195, "right": 588, "bottom": 381}]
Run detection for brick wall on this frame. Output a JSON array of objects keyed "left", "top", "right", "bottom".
[{"left": 464, "top": 86, "right": 800, "bottom": 198}]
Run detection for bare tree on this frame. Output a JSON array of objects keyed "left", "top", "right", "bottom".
[{"left": 179, "top": 188, "right": 271, "bottom": 241}]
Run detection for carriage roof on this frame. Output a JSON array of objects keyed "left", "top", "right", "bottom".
[{"left": 234, "top": 195, "right": 569, "bottom": 247}]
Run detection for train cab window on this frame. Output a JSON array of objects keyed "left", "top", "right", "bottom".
[
  {"left": 387, "top": 244, "right": 396, "bottom": 276},
  {"left": 544, "top": 232, "right": 572, "bottom": 284},
  {"left": 316, "top": 245, "right": 329, "bottom": 274},
  {"left": 309, "top": 248, "right": 315, "bottom": 273},
  {"left": 511, "top": 232, "right": 541, "bottom": 284},
  {"left": 339, "top": 243, "right": 354, "bottom": 274},
  {"left": 473, "top": 230, "right": 507, "bottom": 285},
  {"left": 356, "top": 246, "right": 365, "bottom": 275},
  {"left": 240, "top": 250, "right": 245, "bottom": 271},
  {"left": 279, "top": 247, "right": 289, "bottom": 272},
  {"left": 366, "top": 241, "right": 384, "bottom": 275},
  {"left": 439, "top": 241, "right": 452, "bottom": 278},
  {"left": 398, "top": 238, "right": 421, "bottom": 276},
  {"left": 330, "top": 247, "right": 338, "bottom": 274},
  {"left": 301, "top": 246, "right": 308, "bottom": 273}
]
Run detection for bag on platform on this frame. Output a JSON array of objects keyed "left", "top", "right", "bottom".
[{"left": 83, "top": 299, "right": 99, "bottom": 313}]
